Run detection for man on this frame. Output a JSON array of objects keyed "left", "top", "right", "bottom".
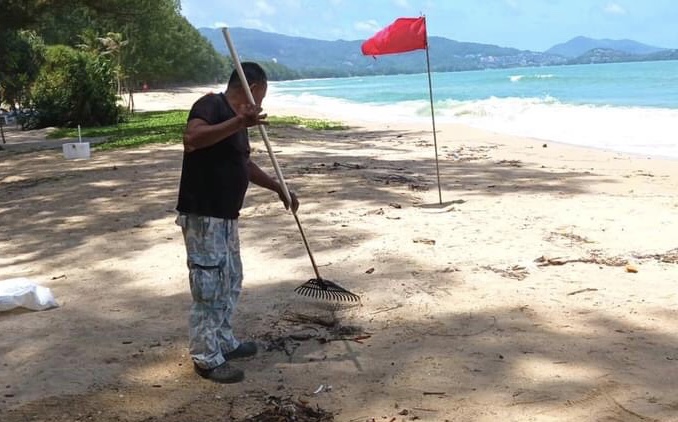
[{"left": 176, "top": 62, "right": 299, "bottom": 384}]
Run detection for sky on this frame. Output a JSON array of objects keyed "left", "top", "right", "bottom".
[{"left": 180, "top": 0, "right": 678, "bottom": 51}]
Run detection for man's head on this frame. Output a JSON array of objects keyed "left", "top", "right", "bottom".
[{"left": 227, "top": 62, "right": 268, "bottom": 106}]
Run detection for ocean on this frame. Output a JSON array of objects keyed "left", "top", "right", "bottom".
[{"left": 268, "top": 60, "right": 678, "bottom": 159}]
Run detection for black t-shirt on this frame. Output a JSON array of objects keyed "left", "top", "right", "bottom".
[{"left": 176, "top": 93, "right": 250, "bottom": 219}]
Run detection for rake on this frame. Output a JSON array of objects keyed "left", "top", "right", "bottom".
[{"left": 222, "top": 28, "right": 360, "bottom": 304}]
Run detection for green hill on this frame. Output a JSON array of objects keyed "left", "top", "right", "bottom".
[
  {"left": 200, "top": 27, "right": 566, "bottom": 77},
  {"left": 547, "top": 36, "right": 665, "bottom": 58},
  {"left": 201, "top": 28, "right": 678, "bottom": 78}
]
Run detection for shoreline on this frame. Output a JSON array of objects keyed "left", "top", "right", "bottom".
[{"left": 133, "top": 84, "right": 678, "bottom": 162}]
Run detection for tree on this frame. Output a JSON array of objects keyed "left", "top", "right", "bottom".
[
  {"left": 31, "top": 45, "right": 119, "bottom": 128},
  {"left": 76, "top": 30, "right": 129, "bottom": 95},
  {"left": 3, "top": 0, "right": 231, "bottom": 122},
  {"left": 0, "top": 30, "right": 46, "bottom": 108}
]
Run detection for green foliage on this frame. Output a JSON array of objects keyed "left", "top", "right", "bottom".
[
  {"left": 46, "top": 111, "right": 346, "bottom": 153},
  {"left": 31, "top": 45, "right": 119, "bottom": 128},
  {"left": 12, "top": 0, "right": 229, "bottom": 92},
  {"left": 78, "top": 1, "right": 228, "bottom": 87},
  {"left": 0, "top": 0, "right": 64, "bottom": 31},
  {"left": 49, "top": 110, "right": 187, "bottom": 150},
  {"left": 258, "top": 61, "right": 301, "bottom": 81},
  {"left": 0, "top": 30, "right": 46, "bottom": 107},
  {"left": 137, "top": 15, "right": 229, "bottom": 86},
  {"left": 268, "top": 116, "right": 348, "bottom": 130}
]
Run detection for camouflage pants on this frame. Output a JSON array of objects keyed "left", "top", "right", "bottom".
[{"left": 176, "top": 214, "right": 242, "bottom": 369}]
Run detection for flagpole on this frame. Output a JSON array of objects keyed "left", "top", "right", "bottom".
[{"left": 423, "top": 18, "right": 442, "bottom": 205}]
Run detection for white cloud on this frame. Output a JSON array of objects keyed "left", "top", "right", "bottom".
[
  {"left": 212, "top": 21, "right": 228, "bottom": 28},
  {"left": 255, "top": 0, "right": 276, "bottom": 16},
  {"left": 603, "top": 2, "right": 626, "bottom": 15},
  {"left": 242, "top": 18, "right": 276, "bottom": 32},
  {"left": 394, "top": 0, "right": 410, "bottom": 8},
  {"left": 354, "top": 20, "right": 381, "bottom": 33}
]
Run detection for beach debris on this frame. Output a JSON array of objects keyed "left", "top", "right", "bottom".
[
  {"left": 536, "top": 250, "right": 677, "bottom": 267},
  {"left": 567, "top": 288, "right": 599, "bottom": 296},
  {"left": 282, "top": 311, "right": 338, "bottom": 328},
  {"left": 625, "top": 264, "right": 639, "bottom": 273},
  {"left": 370, "top": 303, "right": 404, "bottom": 315},
  {"left": 547, "top": 231, "right": 595, "bottom": 244},
  {"left": 312, "top": 384, "right": 332, "bottom": 395},
  {"left": 318, "top": 334, "right": 371, "bottom": 344},
  {"left": 409, "top": 183, "right": 429, "bottom": 191},
  {"left": 365, "top": 267, "right": 375, "bottom": 274},
  {"left": 534, "top": 254, "right": 628, "bottom": 267},
  {"left": 496, "top": 159, "right": 523, "bottom": 167},
  {"left": 239, "top": 395, "right": 334, "bottom": 422},
  {"left": 413, "top": 238, "right": 436, "bottom": 245},
  {"left": 633, "top": 248, "right": 678, "bottom": 264},
  {"left": 364, "top": 208, "right": 384, "bottom": 216},
  {"left": 0, "top": 278, "right": 59, "bottom": 312},
  {"left": 333, "top": 161, "right": 365, "bottom": 170},
  {"left": 446, "top": 145, "right": 496, "bottom": 161},
  {"left": 369, "top": 173, "right": 426, "bottom": 187},
  {"left": 482, "top": 264, "right": 530, "bottom": 280},
  {"left": 389, "top": 202, "right": 402, "bottom": 209}
]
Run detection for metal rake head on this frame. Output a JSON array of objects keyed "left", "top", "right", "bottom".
[{"left": 294, "top": 278, "right": 360, "bottom": 303}]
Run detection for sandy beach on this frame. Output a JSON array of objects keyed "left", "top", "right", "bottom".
[{"left": 1, "top": 85, "right": 677, "bottom": 421}]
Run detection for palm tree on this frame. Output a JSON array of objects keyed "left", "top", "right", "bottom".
[{"left": 98, "top": 32, "right": 128, "bottom": 97}]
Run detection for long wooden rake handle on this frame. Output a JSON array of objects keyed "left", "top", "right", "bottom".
[{"left": 222, "top": 27, "right": 322, "bottom": 281}]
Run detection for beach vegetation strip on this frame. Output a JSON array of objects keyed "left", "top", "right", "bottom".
[
  {"left": 267, "top": 115, "right": 348, "bottom": 130},
  {"left": 47, "top": 111, "right": 348, "bottom": 150}
]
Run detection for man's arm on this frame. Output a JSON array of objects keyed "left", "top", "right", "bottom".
[
  {"left": 183, "top": 103, "right": 266, "bottom": 153},
  {"left": 183, "top": 117, "right": 244, "bottom": 153},
  {"left": 248, "top": 160, "right": 299, "bottom": 212}
]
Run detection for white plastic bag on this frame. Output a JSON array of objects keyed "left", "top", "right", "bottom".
[{"left": 0, "top": 278, "right": 59, "bottom": 312}]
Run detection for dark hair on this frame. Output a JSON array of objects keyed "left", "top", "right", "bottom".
[{"left": 228, "top": 62, "right": 267, "bottom": 88}]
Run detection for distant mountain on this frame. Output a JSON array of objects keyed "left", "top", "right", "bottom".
[
  {"left": 567, "top": 47, "right": 678, "bottom": 65},
  {"left": 546, "top": 36, "right": 665, "bottom": 58},
  {"left": 567, "top": 48, "right": 637, "bottom": 64},
  {"left": 199, "top": 28, "right": 676, "bottom": 78},
  {"left": 199, "top": 27, "right": 566, "bottom": 77}
]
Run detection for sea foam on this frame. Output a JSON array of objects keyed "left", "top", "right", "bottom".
[{"left": 268, "top": 89, "right": 678, "bottom": 159}]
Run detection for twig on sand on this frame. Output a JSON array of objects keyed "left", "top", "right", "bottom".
[
  {"left": 282, "top": 311, "right": 337, "bottom": 328},
  {"left": 482, "top": 265, "right": 530, "bottom": 280},
  {"left": 370, "top": 304, "right": 403, "bottom": 315},
  {"left": 567, "top": 288, "right": 599, "bottom": 296},
  {"left": 412, "top": 407, "right": 437, "bottom": 412}
]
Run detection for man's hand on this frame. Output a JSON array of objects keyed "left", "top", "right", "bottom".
[
  {"left": 236, "top": 103, "right": 267, "bottom": 128},
  {"left": 278, "top": 188, "right": 299, "bottom": 213}
]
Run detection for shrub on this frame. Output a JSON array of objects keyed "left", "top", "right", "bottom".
[
  {"left": 30, "top": 45, "right": 119, "bottom": 128},
  {"left": 0, "top": 30, "right": 45, "bottom": 108}
]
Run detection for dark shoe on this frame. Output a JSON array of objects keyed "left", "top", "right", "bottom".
[
  {"left": 225, "top": 341, "right": 258, "bottom": 360},
  {"left": 193, "top": 362, "right": 244, "bottom": 384}
]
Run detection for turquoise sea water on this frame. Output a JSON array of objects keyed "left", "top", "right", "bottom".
[{"left": 269, "top": 60, "right": 678, "bottom": 158}]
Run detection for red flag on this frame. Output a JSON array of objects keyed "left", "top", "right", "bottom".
[{"left": 361, "top": 17, "right": 427, "bottom": 56}]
